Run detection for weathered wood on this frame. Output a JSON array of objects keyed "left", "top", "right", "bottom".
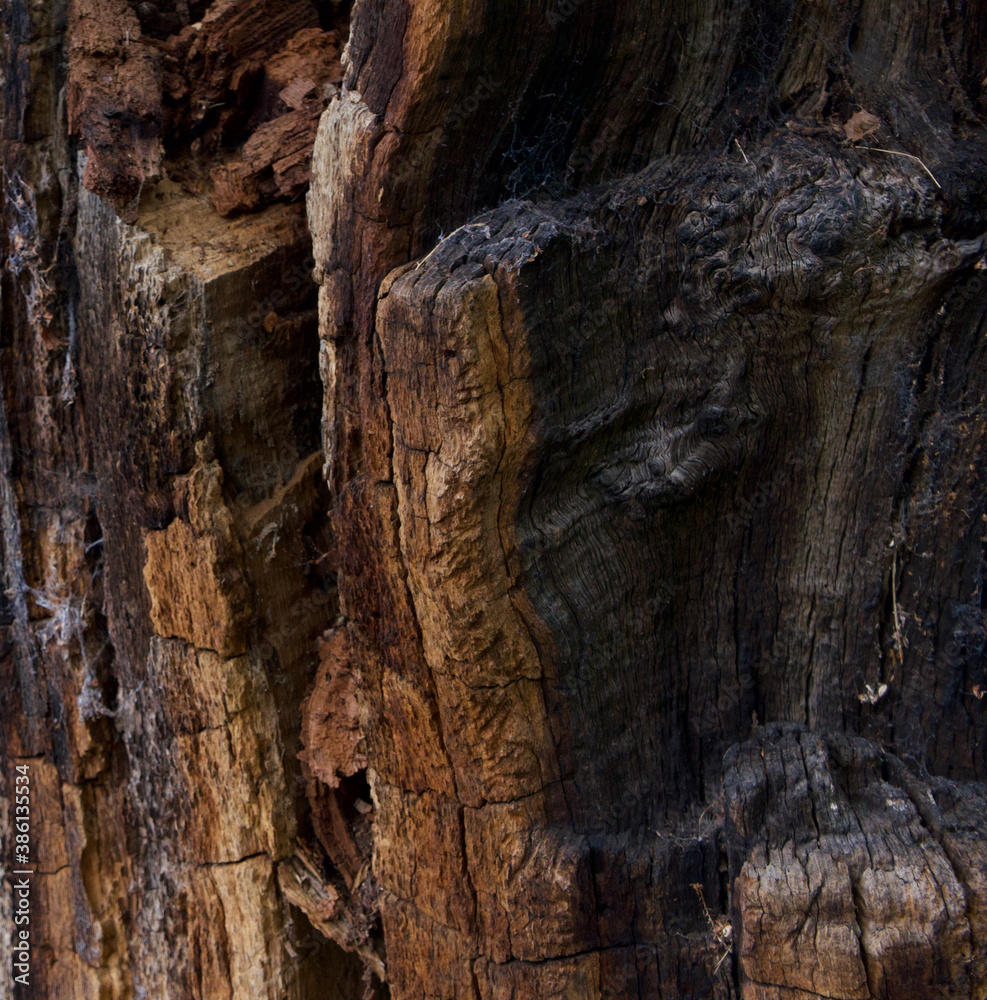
[
  {"left": 3, "top": 2, "right": 360, "bottom": 996},
  {"left": 305, "top": 0, "right": 987, "bottom": 996},
  {"left": 725, "top": 724, "right": 987, "bottom": 999},
  {"left": 2, "top": 0, "right": 986, "bottom": 997}
]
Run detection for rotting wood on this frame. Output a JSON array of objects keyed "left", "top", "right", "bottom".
[{"left": 1, "top": 0, "right": 986, "bottom": 997}]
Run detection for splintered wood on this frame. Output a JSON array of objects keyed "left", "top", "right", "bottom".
[{"left": 66, "top": 0, "right": 343, "bottom": 219}]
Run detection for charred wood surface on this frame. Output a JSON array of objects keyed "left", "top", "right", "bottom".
[{"left": 1, "top": 0, "right": 986, "bottom": 998}]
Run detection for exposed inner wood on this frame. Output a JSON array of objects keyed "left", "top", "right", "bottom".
[{"left": 1, "top": 0, "right": 986, "bottom": 998}]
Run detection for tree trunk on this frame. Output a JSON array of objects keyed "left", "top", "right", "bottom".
[{"left": 2, "top": 1, "right": 986, "bottom": 999}]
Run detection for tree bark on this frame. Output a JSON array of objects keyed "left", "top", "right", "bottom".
[{"left": 2, "top": 1, "right": 986, "bottom": 999}]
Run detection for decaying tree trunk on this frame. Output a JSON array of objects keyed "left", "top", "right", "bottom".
[{"left": 2, "top": 0, "right": 986, "bottom": 998}]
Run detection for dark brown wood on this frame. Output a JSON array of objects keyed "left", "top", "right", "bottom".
[
  {"left": 1, "top": 0, "right": 985, "bottom": 997},
  {"left": 307, "top": 0, "right": 987, "bottom": 996}
]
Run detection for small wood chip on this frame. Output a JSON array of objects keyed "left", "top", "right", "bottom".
[
  {"left": 279, "top": 77, "right": 317, "bottom": 110},
  {"left": 843, "top": 110, "right": 880, "bottom": 142}
]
